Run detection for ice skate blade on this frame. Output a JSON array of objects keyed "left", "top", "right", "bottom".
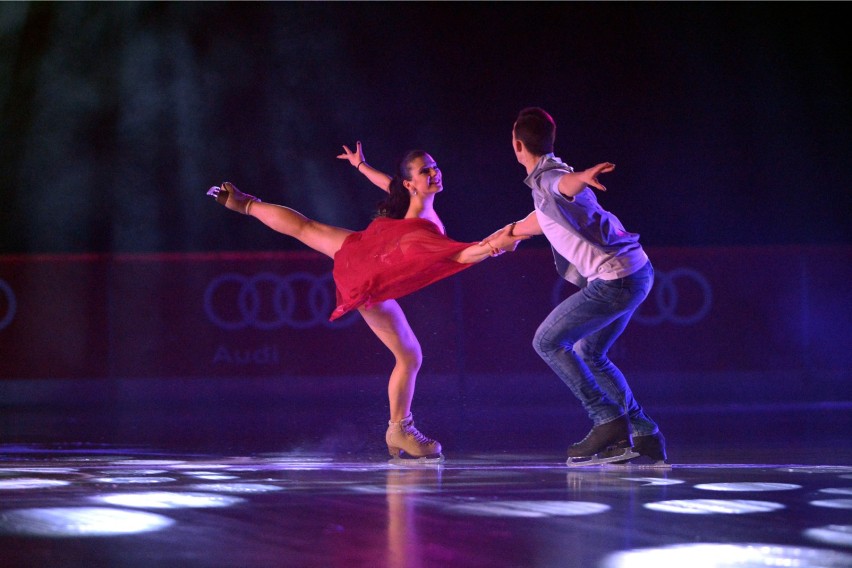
[
  {"left": 566, "top": 448, "right": 640, "bottom": 467},
  {"left": 603, "top": 459, "right": 672, "bottom": 470},
  {"left": 388, "top": 454, "right": 445, "bottom": 466}
]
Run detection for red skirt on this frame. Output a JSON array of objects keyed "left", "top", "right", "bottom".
[{"left": 330, "top": 217, "right": 476, "bottom": 320}]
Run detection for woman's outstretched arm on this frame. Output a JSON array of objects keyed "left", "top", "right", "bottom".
[
  {"left": 337, "top": 141, "right": 392, "bottom": 192},
  {"left": 453, "top": 225, "right": 529, "bottom": 264}
]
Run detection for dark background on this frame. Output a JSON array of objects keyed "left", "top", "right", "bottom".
[
  {"left": 0, "top": 3, "right": 850, "bottom": 463},
  {"left": 1, "top": 2, "right": 849, "bottom": 254}
]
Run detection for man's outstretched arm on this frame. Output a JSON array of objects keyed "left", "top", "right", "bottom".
[{"left": 557, "top": 162, "right": 615, "bottom": 198}]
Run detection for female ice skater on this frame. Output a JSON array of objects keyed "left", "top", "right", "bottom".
[{"left": 207, "top": 142, "right": 525, "bottom": 461}]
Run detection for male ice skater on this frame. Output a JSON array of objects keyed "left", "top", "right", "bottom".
[{"left": 507, "top": 107, "right": 667, "bottom": 466}]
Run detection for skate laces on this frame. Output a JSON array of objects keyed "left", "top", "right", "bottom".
[{"left": 401, "top": 423, "right": 434, "bottom": 444}]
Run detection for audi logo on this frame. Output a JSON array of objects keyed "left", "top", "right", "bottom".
[
  {"left": 551, "top": 267, "right": 712, "bottom": 326},
  {"left": 0, "top": 278, "right": 16, "bottom": 331},
  {"left": 204, "top": 272, "right": 357, "bottom": 330}
]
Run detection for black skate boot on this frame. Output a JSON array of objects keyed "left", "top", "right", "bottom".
[
  {"left": 633, "top": 431, "right": 667, "bottom": 461},
  {"left": 597, "top": 431, "right": 671, "bottom": 469},
  {"left": 600, "top": 430, "right": 670, "bottom": 468},
  {"left": 566, "top": 415, "right": 637, "bottom": 466}
]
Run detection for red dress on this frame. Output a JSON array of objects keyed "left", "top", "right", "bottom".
[{"left": 330, "top": 217, "right": 476, "bottom": 320}]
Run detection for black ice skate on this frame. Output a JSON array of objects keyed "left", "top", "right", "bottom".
[
  {"left": 602, "top": 431, "right": 670, "bottom": 469},
  {"left": 566, "top": 415, "right": 638, "bottom": 467}
]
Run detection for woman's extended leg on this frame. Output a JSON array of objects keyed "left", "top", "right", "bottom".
[
  {"left": 249, "top": 202, "right": 351, "bottom": 258},
  {"left": 212, "top": 182, "right": 352, "bottom": 258},
  {"left": 359, "top": 300, "right": 442, "bottom": 459}
]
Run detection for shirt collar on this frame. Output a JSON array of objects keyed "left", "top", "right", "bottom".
[{"left": 524, "top": 153, "right": 556, "bottom": 188}]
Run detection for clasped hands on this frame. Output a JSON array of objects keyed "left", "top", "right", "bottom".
[{"left": 480, "top": 224, "right": 529, "bottom": 257}]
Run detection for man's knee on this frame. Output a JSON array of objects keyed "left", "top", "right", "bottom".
[
  {"left": 531, "top": 331, "right": 546, "bottom": 356},
  {"left": 575, "top": 341, "right": 605, "bottom": 368},
  {"left": 533, "top": 332, "right": 570, "bottom": 357}
]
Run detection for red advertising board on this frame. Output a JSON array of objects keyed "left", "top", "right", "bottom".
[{"left": 0, "top": 246, "right": 849, "bottom": 380}]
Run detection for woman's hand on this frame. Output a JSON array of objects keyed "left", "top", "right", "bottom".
[
  {"left": 337, "top": 141, "right": 366, "bottom": 168},
  {"left": 339, "top": 141, "right": 392, "bottom": 192},
  {"left": 487, "top": 224, "right": 529, "bottom": 254}
]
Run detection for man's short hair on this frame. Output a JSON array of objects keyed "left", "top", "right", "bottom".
[{"left": 514, "top": 107, "right": 556, "bottom": 156}]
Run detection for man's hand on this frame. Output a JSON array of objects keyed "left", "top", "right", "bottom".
[{"left": 578, "top": 162, "right": 615, "bottom": 192}]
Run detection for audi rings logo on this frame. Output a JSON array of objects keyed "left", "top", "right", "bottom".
[
  {"left": 633, "top": 268, "right": 712, "bottom": 325},
  {"left": 551, "top": 267, "right": 713, "bottom": 326},
  {"left": 204, "top": 272, "right": 357, "bottom": 330},
  {"left": 0, "top": 278, "right": 16, "bottom": 331}
]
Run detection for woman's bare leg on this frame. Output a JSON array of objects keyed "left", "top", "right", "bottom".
[
  {"left": 359, "top": 300, "right": 442, "bottom": 459},
  {"left": 249, "top": 202, "right": 351, "bottom": 259},
  {"left": 358, "top": 300, "right": 422, "bottom": 421},
  {"left": 213, "top": 182, "right": 351, "bottom": 258}
]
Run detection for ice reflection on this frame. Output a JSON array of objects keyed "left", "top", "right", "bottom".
[
  {"left": 95, "top": 469, "right": 167, "bottom": 475},
  {"left": 804, "top": 524, "right": 852, "bottom": 547},
  {"left": 644, "top": 499, "right": 785, "bottom": 514},
  {"left": 386, "top": 466, "right": 441, "bottom": 568},
  {"left": 187, "top": 483, "right": 284, "bottom": 494},
  {"left": 694, "top": 482, "right": 800, "bottom": 491},
  {"left": 91, "top": 491, "right": 244, "bottom": 509},
  {"left": 114, "top": 460, "right": 185, "bottom": 465},
  {"left": 91, "top": 477, "right": 175, "bottom": 484},
  {"left": 0, "top": 507, "right": 174, "bottom": 536},
  {"left": 0, "top": 467, "right": 78, "bottom": 474},
  {"left": 168, "top": 463, "right": 231, "bottom": 470},
  {"left": 621, "top": 477, "right": 684, "bottom": 486},
  {"left": 252, "top": 455, "right": 336, "bottom": 470},
  {"left": 180, "top": 472, "right": 239, "bottom": 480},
  {"left": 811, "top": 499, "right": 852, "bottom": 510},
  {"left": 776, "top": 466, "right": 852, "bottom": 474},
  {"left": 820, "top": 487, "right": 852, "bottom": 496},
  {"left": 445, "top": 500, "right": 609, "bottom": 518},
  {"left": 600, "top": 542, "right": 852, "bottom": 567},
  {"left": 0, "top": 478, "right": 70, "bottom": 489}
]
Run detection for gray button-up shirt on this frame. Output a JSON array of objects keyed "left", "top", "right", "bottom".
[{"left": 525, "top": 154, "right": 648, "bottom": 288}]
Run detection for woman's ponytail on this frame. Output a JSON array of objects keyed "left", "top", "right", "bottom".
[
  {"left": 375, "top": 150, "right": 427, "bottom": 219},
  {"left": 376, "top": 176, "right": 411, "bottom": 219}
]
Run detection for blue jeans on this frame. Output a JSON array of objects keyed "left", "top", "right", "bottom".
[{"left": 532, "top": 261, "right": 659, "bottom": 437}]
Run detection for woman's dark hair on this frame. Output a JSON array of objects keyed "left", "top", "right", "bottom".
[
  {"left": 513, "top": 107, "right": 556, "bottom": 156},
  {"left": 376, "top": 149, "right": 428, "bottom": 219}
]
